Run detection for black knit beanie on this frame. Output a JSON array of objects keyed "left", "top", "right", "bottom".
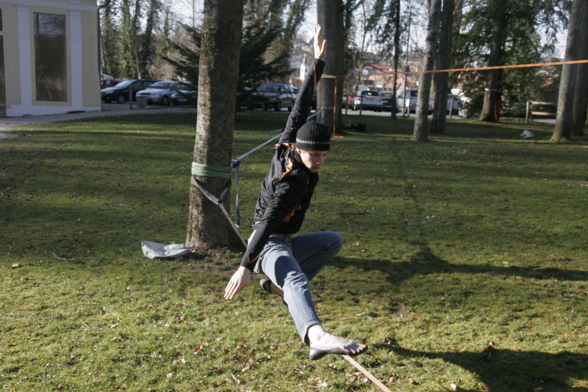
[{"left": 295, "top": 121, "right": 331, "bottom": 151}]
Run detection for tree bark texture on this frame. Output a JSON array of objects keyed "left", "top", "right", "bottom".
[
  {"left": 412, "top": 0, "right": 441, "bottom": 142},
  {"left": 479, "top": 0, "right": 507, "bottom": 122},
  {"left": 571, "top": 2, "right": 588, "bottom": 136},
  {"left": 390, "top": 0, "right": 401, "bottom": 119},
  {"left": 430, "top": 0, "right": 454, "bottom": 134},
  {"left": 186, "top": 0, "right": 243, "bottom": 249},
  {"left": 317, "top": 0, "right": 345, "bottom": 134},
  {"left": 552, "top": 0, "right": 585, "bottom": 141}
]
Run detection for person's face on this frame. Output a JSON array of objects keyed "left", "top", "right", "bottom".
[{"left": 296, "top": 148, "right": 329, "bottom": 173}]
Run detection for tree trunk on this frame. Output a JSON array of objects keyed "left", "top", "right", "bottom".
[
  {"left": 552, "top": 0, "right": 585, "bottom": 141},
  {"left": 317, "top": 0, "right": 345, "bottom": 134},
  {"left": 412, "top": 0, "right": 442, "bottom": 142},
  {"left": 99, "top": 1, "right": 120, "bottom": 78},
  {"left": 479, "top": 0, "right": 507, "bottom": 122},
  {"left": 132, "top": 0, "right": 143, "bottom": 78},
  {"left": 139, "top": 0, "right": 160, "bottom": 78},
  {"left": 571, "top": 3, "right": 588, "bottom": 137},
  {"left": 430, "top": 0, "right": 454, "bottom": 134},
  {"left": 390, "top": 0, "right": 401, "bottom": 119},
  {"left": 185, "top": 0, "right": 243, "bottom": 249}
]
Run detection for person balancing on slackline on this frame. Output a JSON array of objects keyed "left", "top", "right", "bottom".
[{"left": 224, "top": 25, "right": 367, "bottom": 361}]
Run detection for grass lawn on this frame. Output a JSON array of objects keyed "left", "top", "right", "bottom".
[{"left": 1, "top": 111, "right": 587, "bottom": 392}]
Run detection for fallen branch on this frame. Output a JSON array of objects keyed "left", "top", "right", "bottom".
[
  {"left": 342, "top": 355, "right": 394, "bottom": 392},
  {"left": 52, "top": 253, "right": 75, "bottom": 261}
]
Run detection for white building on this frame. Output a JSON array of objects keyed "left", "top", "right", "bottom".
[{"left": 0, "top": 0, "right": 101, "bottom": 117}]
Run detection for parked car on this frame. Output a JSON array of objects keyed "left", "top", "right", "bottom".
[
  {"left": 397, "top": 89, "right": 433, "bottom": 114},
  {"left": 352, "top": 90, "right": 383, "bottom": 111},
  {"left": 100, "top": 79, "right": 122, "bottom": 89},
  {"left": 253, "top": 83, "right": 296, "bottom": 111},
  {"left": 342, "top": 92, "right": 357, "bottom": 107},
  {"left": 170, "top": 83, "right": 198, "bottom": 106},
  {"left": 379, "top": 91, "right": 395, "bottom": 111},
  {"left": 101, "top": 79, "right": 157, "bottom": 104},
  {"left": 135, "top": 81, "right": 196, "bottom": 106}
]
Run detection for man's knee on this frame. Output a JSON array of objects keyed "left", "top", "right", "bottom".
[
  {"left": 326, "top": 231, "right": 343, "bottom": 252},
  {"left": 285, "top": 269, "right": 311, "bottom": 288}
]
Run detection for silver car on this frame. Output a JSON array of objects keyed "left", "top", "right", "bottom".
[
  {"left": 352, "top": 90, "right": 383, "bottom": 111},
  {"left": 397, "top": 89, "right": 433, "bottom": 114},
  {"left": 136, "top": 81, "right": 194, "bottom": 106}
]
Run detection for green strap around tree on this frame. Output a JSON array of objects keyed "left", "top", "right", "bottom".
[{"left": 191, "top": 162, "right": 232, "bottom": 178}]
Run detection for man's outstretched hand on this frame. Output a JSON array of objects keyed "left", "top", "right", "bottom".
[
  {"left": 314, "top": 25, "right": 327, "bottom": 60},
  {"left": 224, "top": 266, "right": 251, "bottom": 300}
]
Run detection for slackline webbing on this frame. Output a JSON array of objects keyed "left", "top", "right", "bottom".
[
  {"left": 326, "top": 59, "right": 588, "bottom": 80},
  {"left": 191, "top": 162, "right": 232, "bottom": 178},
  {"left": 190, "top": 177, "right": 248, "bottom": 247},
  {"left": 378, "top": 59, "right": 588, "bottom": 76},
  {"left": 191, "top": 109, "right": 329, "bottom": 229}
]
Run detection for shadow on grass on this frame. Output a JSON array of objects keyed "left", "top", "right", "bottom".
[
  {"left": 375, "top": 341, "right": 588, "bottom": 392},
  {"left": 329, "top": 247, "right": 587, "bottom": 391}
]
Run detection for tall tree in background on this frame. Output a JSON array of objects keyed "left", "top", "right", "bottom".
[
  {"left": 412, "top": 0, "right": 441, "bottom": 142},
  {"left": 138, "top": 0, "right": 162, "bottom": 78},
  {"left": 342, "top": 0, "right": 361, "bottom": 94},
  {"left": 186, "top": 0, "right": 244, "bottom": 248},
  {"left": 552, "top": 0, "right": 587, "bottom": 141},
  {"left": 479, "top": 0, "right": 507, "bottom": 122},
  {"left": 429, "top": 0, "right": 454, "bottom": 133},
  {"left": 118, "top": 0, "right": 142, "bottom": 78},
  {"left": 353, "top": 0, "right": 376, "bottom": 91},
  {"left": 279, "top": 0, "right": 312, "bottom": 74},
  {"left": 152, "top": 0, "right": 174, "bottom": 80},
  {"left": 162, "top": 24, "right": 202, "bottom": 84},
  {"left": 99, "top": 0, "right": 120, "bottom": 77},
  {"left": 371, "top": 0, "right": 402, "bottom": 118},
  {"left": 243, "top": 0, "right": 309, "bottom": 82},
  {"left": 317, "top": 0, "right": 346, "bottom": 134},
  {"left": 453, "top": 0, "right": 567, "bottom": 118}
]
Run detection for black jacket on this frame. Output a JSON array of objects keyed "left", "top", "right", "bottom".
[{"left": 240, "top": 58, "right": 326, "bottom": 271}]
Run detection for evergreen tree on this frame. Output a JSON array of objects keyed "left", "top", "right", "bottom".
[{"left": 163, "top": 21, "right": 290, "bottom": 91}]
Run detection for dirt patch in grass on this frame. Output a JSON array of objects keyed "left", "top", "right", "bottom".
[{"left": 179, "top": 245, "right": 244, "bottom": 276}]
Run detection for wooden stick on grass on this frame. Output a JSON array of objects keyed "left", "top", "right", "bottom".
[{"left": 342, "top": 355, "right": 394, "bottom": 392}]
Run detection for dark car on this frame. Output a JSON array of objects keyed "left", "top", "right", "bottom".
[
  {"left": 254, "top": 83, "right": 296, "bottom": 111},
  {"left": 170, "top": 83, "right": 198, "bottom": 106},
  {"left": 100, "top": 79, "right": 122, "bottom": 89},
  {"left": 101, "top": 79, "right": 157, "bottom": 104},
  {"left": 379, "top": 91, "right": 395, "bottom": 111}
]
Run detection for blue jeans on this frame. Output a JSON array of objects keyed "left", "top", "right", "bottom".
[{"left": 256, "top": 231, "right": 343, "bottom": 344}]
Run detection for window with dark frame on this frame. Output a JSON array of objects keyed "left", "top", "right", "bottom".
[{"left": 34, "top": 13, "right": 67, "bottom": 102}]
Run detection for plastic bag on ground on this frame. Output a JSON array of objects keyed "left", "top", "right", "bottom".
[{"left": 141, "top": 241, "right": 190, "bottom": 259}]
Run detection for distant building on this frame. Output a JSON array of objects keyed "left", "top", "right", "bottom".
[{"left": 0, "top": 0, "right": 101, "bottom": 117}]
